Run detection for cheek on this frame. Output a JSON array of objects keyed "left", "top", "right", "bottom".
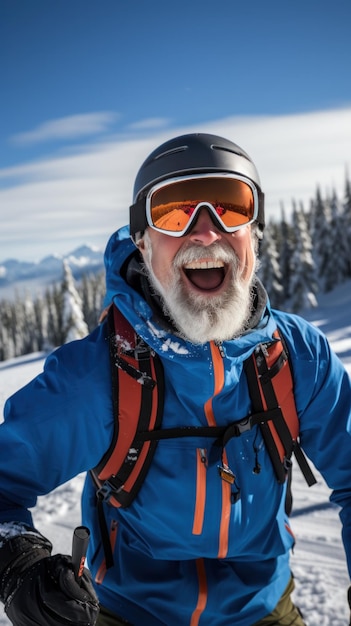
[
  {"left": 148, "top": 239, "right": 179, "bottom": 283},
  {"left": 229, "top": 228, "right": 252, "bottom": 255},
  {"left": 243, "top": 247, "right": 256, "bottom": 279},
  {"left": 151, "top": 252, "right": 167, "bottom": 282},
  {"left": 230, "top": 230, "right": 255, "bottom": 277}
]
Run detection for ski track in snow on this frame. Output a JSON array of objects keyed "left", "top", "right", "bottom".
[{"left": 1, "top": 282, "right": 351, "bottom": 625}]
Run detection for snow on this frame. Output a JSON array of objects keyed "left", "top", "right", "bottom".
[
  {"left": 1, "top": 283, "right": 351, "bottom": 624},
  {"left": 160, "top": 337, "right": 190, "bottom": 354}
]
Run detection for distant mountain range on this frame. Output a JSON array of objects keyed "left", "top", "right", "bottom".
[{"left": 0, "top": 245, "right": 104, "bottom": 300}]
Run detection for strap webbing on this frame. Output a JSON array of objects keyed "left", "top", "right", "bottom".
[
  {"left": 132, "top": 408, "right": 282, "bottom": 443},
  {"left": 245, "top": 332, "right": 316, "bottom": 486}
]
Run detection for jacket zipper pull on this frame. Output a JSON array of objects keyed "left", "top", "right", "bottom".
[
  {"left": 200, "top": 448, "right": 207, "bottom": 465},
  {"left": 217, "top": 463, "right": 235, "bottom": 484}
]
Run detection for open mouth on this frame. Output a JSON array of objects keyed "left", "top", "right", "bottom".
[{"left": 183, "top": 259, "right": 226, "bottom": 291}]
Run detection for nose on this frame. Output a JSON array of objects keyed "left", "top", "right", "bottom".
[{"left": 188, "top": 208, "right": 222, "bottom": 246}]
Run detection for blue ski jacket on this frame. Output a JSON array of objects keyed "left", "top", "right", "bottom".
[{"left": 1, "top": 225, "right": 351, "bottom": 626}]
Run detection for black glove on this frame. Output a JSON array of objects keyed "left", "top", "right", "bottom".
[{"left": 0, "top": 532, "right": 99, "bottom": 626}]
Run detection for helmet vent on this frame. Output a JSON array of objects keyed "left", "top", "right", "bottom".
[
  {"left": 154, "top": 145, "right": 188, "bottom": 161},
  {"left": 211, "top": 143, "right": 250, "bottom": 162}
]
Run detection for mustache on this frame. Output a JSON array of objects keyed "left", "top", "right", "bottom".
[{"left": 173, "top": 242, "right": 239, "bottom": 268}]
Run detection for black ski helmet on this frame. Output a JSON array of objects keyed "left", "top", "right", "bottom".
[{"left": 129, "top": 133, "right": 265, "bottom": 238}]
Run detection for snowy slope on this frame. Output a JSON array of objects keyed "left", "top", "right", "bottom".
[{"left": 0, "top": 283, "right": 351, "bottom": 625}]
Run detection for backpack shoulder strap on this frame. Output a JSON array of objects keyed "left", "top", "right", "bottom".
[
  {"left": 244, "top": 328, "right": 317, "bottom": 487},
  {"left": 90, "top": 304, "right": 164, "bottom": 508}
]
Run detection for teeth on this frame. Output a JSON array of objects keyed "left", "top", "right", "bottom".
[{"left": 184, "top": 260, "right": 225, "bottom": 270}]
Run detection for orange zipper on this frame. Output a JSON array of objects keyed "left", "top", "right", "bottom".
[
  {"left": 203, "top": 341, "right": 225, "bottom": 426},
  {"left": 218, "top": 448, "right": 232, "bottom": 558},
  {"left": 192, "top": 448, "right": 207, "bottom": 535},
  {"left": 204, "top": 342, "right": 231, "bottom": 558},
  {"left": 190, "top": 558, "right": 208, "bottom": 626}
]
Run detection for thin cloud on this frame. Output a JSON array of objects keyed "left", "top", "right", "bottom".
[
  {"left": 128, "top": 117, "right": 171, "bottom": 131},
  {"left": 11, "top": 112, "right": 119, "bottom": 145}
]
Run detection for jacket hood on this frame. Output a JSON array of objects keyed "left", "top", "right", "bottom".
[
  {"left": 103, "top": 226, "right": 278, "bottom": 360},
  {"left": 104, "top": 225, "right": 136, "bottom": 306}
]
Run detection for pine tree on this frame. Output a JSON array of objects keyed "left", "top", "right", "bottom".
[
  {"left": 289, "top": 206, "right": 318, "bottom": 313},
  {"left": 33, "top": 293, "right": 50, "bottom": 352},
  {"left": 276, "top": 203, "right": 295, "bottom": 302},
  {"left": 343, "top": 170, "right": 351, "bottom": 276},
  {"left": 327, "top": 189, "right": 348, "bottom": 288},
  {"left": 80, "top": 271, "right": 105, "bottom": 331},
  {"left": 310, "top": 187, "right": 332, "bottom": 291},
  {"left": 45, "top": 284, "right": 64, "bottom": 348},
  {"left": 61, "top": 261, "right": 88, "bottom": 343},
  {"left": 18, "top": 292, "right": 42, "bottom": 355},
  {"left": 0, "top": 300, "right": 16, "bottom": 360},
  {"left": 258, "top": 222, "right": 284, "bottom": 309}
]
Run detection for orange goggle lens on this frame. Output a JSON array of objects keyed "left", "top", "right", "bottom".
[{"left": 146, "top": 174, "right": 258, "bottom": 236}]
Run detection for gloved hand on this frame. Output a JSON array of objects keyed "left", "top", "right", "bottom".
[{"left": 0, "top": 532, "right": 99, "bottom": 626}]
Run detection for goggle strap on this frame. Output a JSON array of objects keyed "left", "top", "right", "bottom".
[
  {"left": 257, "top": 189, "right": 265, "bottom": 229},
  {"left": 130, "top": 199, "right": 148, "bottom": 237}
]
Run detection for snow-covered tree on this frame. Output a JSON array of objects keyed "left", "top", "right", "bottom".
[
  {"left": 276, "top": 204, "right": 295, "bottom": 302},
  {"left": 342, "top": 171, "right": 351, "bottom": 277},
  {"left": 61, "top": 261, "right": 88, "bottom": 343},
  {"left": 80, "top": 271, "right": 105, "bottom": 331},
  {"left": 258, "top": 222, "right": 284, "bottom": 309},
  {"left": 310, "top": 187, "right": 333, "bottom": 291},
  {"left": 0, "top": 300, "right": 16, "bottom": 360},
  {"left": 325, "top": 189, "right": 348, "bottom": 289},
  {"left": 289, "top": 206, "right": 318, "bottom": 313}
]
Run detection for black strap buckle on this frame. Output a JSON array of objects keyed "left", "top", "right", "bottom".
[
  {"left": 221, "top": 417, "right": 254, "bottom": 446},
  {"left": 97, "top": 477, "right": 124, "bottom": 502}
]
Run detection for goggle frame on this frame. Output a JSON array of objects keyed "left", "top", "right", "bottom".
[{"left": 144, "top": 172, "right": 259, "bottom": 238}]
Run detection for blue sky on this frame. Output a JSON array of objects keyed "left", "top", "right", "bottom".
[{"left": 1, "top": 0, "right": 351, "bottom": 262}]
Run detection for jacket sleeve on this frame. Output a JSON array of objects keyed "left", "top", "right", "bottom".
[
  {"left": 281, "top": 313, "right": 351, "bottom": 576},
  {"left": 0, "top": 324, "right": 114, "bottom": 526}
]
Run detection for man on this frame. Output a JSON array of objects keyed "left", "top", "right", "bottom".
[{"left": 0, "top": 133, "right": 350, "bottom": 625}]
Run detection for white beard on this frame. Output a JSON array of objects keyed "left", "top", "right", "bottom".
[{"left": 141, "top": 233, "right": 256, "bottom": 344}]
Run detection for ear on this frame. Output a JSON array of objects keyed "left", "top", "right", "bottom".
[{"left": 136, "top": 237, "right": 146, "bottom": 252}]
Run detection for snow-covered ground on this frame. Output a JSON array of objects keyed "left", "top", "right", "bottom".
[{"left": 0, "top": 282, "right": 351, "bottom": 625}]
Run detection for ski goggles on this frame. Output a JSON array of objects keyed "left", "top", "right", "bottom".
[{"left": 141, "top": 173, "right": 259, "bottom": 237}]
